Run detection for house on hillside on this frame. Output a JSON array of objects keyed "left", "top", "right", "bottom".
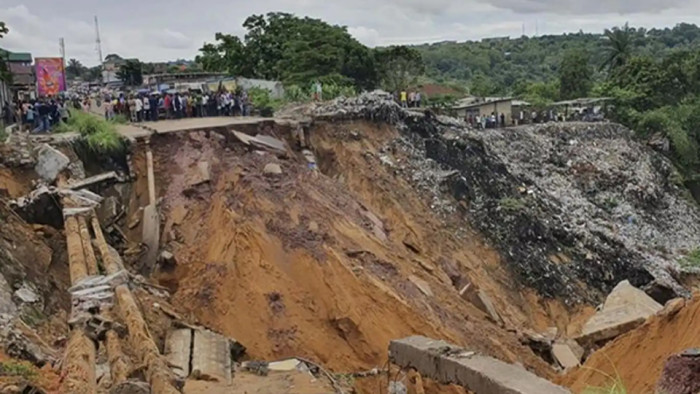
[
  {"left": 452, "top": 97, "right": 513, "bottom": 122},
  {"left": 552, "top": 97, "right": 612, "bottom": 120}
]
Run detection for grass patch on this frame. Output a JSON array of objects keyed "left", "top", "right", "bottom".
[
  {"left": 680, "top": 248, "right": 700, "bottom": 269},
  {"left": 0, "top": 361, "right": 37, "bottom": 379},
  {"left": 581, "top": 357, "right": 627, "bottom": 394},
  {"left": 61, "top": 111, "right": 125, "bottom": 155},
  {"left": 109, "top": 114, "right": 128, "bottom": 124},
  {"left": 582, "top": 378, "right": 627, "bottom": 394},
  {"left": 499, "top": 197, "right": 526, "bottom": 212}
]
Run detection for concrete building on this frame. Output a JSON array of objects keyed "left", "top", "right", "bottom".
[
  {"left": 0, "top": 49, "right": 35, "bottom": 100},
  {"left": 453, "top": 97, "right": 513, "bottom": 122}
]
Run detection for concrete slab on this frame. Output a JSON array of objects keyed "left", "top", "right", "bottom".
[
  {"left": 147, "top": 117, "right": 273, "bottom": 134},
  {"left": 35, "top": 144, "right": 70, "bottom": 183},
  {"left": 577, "top": 280, "right": 662, "bottom": 346},
  {"left": 389, "top": 336, "right": 571, "bottom": 394},
  {"left": 267, "top": 358, "right": 302, "bottom": 372},
  {"left": 140, "top": 204, "right": 160, "bottom": 273},
  {"left": 192, "top": 329, "right": 232, "bottom": 384},
  {"left": 166, "top": 328, "right": 193, "bottom": 378},
  {"left": 603, "top": 280, "right": 663, "bottom": 314},
  {"left": 460, "top": 285, "right": 502, "bottom": 325},
  {"left": 551, "top": 343, "right": 580, "bottom": 370},
  {"left": 67, "top": 172, "right": 119, "bottom": 190},
  {"left": 577, "top": 305, "right": 649, "bottom": 345}
]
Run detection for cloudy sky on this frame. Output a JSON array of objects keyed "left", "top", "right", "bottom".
[{"left": 1, "top": 0, "right": 700, "bottom": 66}]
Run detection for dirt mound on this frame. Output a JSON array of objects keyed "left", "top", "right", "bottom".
[{"left": 559, "top": 294, "right": 700, "bottom": 393}]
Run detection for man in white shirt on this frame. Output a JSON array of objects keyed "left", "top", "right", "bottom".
[
  {"left": 142, "top": 95, "right": 150, "bottom": 121},
  {"left": 134, "top": 96, "right": 143, "bottom": 122}
]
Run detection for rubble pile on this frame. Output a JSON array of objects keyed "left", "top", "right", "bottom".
[{"left": 312, "top": 92, "right": 700, "bottom": 304}]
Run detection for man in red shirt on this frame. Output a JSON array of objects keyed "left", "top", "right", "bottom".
[{"left": 164, "top": 94, "right": 172, "bottom": 119}]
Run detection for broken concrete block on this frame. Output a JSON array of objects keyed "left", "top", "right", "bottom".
[
  {"left": 140, "top": 204, "right": 160, "bottom": 274},
  {"left": 0, "top": 274, "right": 18, "bottom": 315},
  {"left": 389, "top": 336, "right": 571, "bottom": 394},
  {"left": 603, "top": 280, "right": 663, "bottom": 314},
  {"left": 551, "top": 342, "right": 580, "bottom": 370},
  {"left": 159, "top": 251, "right": 176, "bottom": 266},
  {"left": 253, "top": 135, "right": 286, "bottom": 152},
  {"left": 460, "top": 285, "right": 502, "bottom": 325},
  {"left": 577, "top": 280, "right": 662, "bottom": 346},
  {"left": 192, "top": 329, "right": 232, "bottom": 384},
  {"left": 35, "top": 144, "right": 70, "bottom": 183},
  {"left": 13, "top": 283, "right": 40, "bottom": 304},
  {"left": 263, "top": 163, "right": 282, "bottom": 176},
  {"left": 267, "top": 358, "right": 302, "bottom": 372},
  {"left": 408, "top": 275, "right": 433, "bottom": 297},
  {"left": 68, "top": 171, "right": 118, "bottom": 190},
  {"left": 166, "top": 328, "right": 192, "bottom": 378}
]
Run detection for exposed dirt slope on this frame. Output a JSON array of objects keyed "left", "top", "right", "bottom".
[
  {"left": 128, "top": 123, "right": 578, "bottom": 385},
  {"left": 559, "top": 294, "right": 700, "bottom": 393}
]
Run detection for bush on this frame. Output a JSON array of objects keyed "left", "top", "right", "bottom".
[
  {"left": 680, "top": 248, "right": 700, "bottom": 268},
  {"left": 0, "top": 361, "right": 37, "bottom": 379},
  {"left": 59, "top": 110, "right": 125, "bottom": 155},
  {"left": 499, "top": 197, "right": 526, "bottom": 212},
  {"left": 248, "top": 87, "right": 284, "bottom": 117}
]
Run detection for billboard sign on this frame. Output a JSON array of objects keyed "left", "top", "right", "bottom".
[{"left": 35, "top": 57, "right": 66, "bottom": 96}]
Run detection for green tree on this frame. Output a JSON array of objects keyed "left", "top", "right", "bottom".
[
  {"left": 84, "top": 66, "right": 102, "bottom": 82},
  {"left": 601, "top": 23, "right": 633, "bottom": 71},
  {"left": 198, "top": 13, "right": 378, "bottom": 89},
  {"left": 559, "top": 49, "right": 593, "bottom": 99},
  {"left": 374, "top": 46, "right": 425, "bottom": 92},
  {"left": 117, "top": 60, "right": 143, "bottom": 86},
  {"left": 0, "top": 22, "right": 10, "bottom": 83},
  {"left": 65, "top": 58, "right": 87, "bottom": 80}
]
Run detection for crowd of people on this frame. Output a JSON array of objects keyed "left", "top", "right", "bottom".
[
  {"left": 2, "top": 98, "right": 73, "bottom": 133},
  {"left": 394, "top": 90, "right": 422, "bottom": 108},
  {"left": 103, "top": 90, "right": 252, "bottom": 123},
  {"left": 467, "top": 112, "right": 508, "bottom": 129}
]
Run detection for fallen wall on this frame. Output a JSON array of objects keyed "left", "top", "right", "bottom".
[{"left": 389, "top": 336, "right": 571, "bottom": 394}]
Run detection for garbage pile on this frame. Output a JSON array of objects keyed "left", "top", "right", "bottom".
[{"left": 311, "top": 92, "right": 700, "bottom": 304}]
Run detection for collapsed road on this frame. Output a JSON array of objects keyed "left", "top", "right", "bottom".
[{"left": 0, "top": 91, "right": 698, "bottom": 393}]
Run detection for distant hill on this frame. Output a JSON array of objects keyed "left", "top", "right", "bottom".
[{"left": 412, "top": 23, "right": 700, "bottom": 95}]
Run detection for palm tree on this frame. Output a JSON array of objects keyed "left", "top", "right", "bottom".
[
  {"left": 601, "top": 23, "right": 633, "bottom": 72},
  {"left": 66, "top": 58, "right": 86, "bottom": 79}
]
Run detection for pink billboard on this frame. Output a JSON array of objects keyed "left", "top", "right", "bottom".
[{"left": 35, "top": 57, "right": 66, "bottom": 96}]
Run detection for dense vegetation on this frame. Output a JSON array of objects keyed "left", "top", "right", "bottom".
[{"left": 413, "top": 23, "right": 700, "bottom": 95}]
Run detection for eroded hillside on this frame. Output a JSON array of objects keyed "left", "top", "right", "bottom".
[{"left": 0, "top": 92, "right": 699, "bottom": 393}]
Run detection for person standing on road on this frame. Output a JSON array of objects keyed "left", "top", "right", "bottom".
[
  {"left": 135, "top": 95, "right": 143, "bottom": 122},
  {"left": 164, "top": 94, "right": 172, "bottom": 119},
  {"left": 500, "top": 113, "right": 505, "bottom": 128},
  {"left": 400, "top": 90, "right": 407, "bottom": 108},
  {"left": 59, "top": 102, "right": 70, "bottom": 124},
  {"left": 415, "top": 92, "right": 422, "bottom": 108},
  {"left": 143, "top": 94, "right": 151, "bottom": 121}
]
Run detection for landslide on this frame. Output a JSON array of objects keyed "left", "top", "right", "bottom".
[
  {"left": 559, "top": 293, "right": 700, "bottom": 393},
  {"left": 130, "top": 124, "right": 572, "bottom": 380}
]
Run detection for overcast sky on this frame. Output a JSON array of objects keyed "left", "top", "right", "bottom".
[{"left": 1, "top": 0, "right": 700, "bottom": 67}]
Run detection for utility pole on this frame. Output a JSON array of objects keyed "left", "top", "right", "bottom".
[
  {"left": 94, "top": 16, "right": 104, "bottom": 84},
  {"left": 59, "top": 37, "right": 67, "bottom": 91}
]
